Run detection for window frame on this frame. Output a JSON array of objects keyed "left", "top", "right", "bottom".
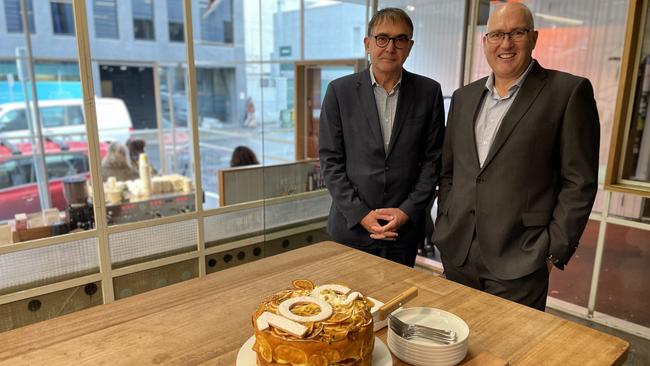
[
  {"left": 132, "top": 0, "right": 155, "bottom": 41},
  {"left": 50, "top": 0, "right": 75, "bottom": 36},
  {"left": 4, "top": 0, "right": 36, "bottom": 34},
  {"left": 606, "top": 0, "right": 650, "bottom": 197}
]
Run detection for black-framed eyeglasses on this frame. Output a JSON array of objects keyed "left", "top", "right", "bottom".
[
  {"left": 484, "top": 29, "right": 532, "bottom": 44},
  {"left": 372, "top": 35, "right": 411, "bottom": 49}
]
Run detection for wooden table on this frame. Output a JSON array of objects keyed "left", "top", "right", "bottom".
[{"left": 0, "top": 241, "right": 628, "bottom": 365}]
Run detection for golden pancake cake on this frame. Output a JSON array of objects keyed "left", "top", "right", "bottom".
[{"left": 251, "top": 279, "right": 375, "bottom": 366}]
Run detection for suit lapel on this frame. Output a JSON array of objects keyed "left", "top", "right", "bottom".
[
  {"left": 386, "top": 70, "right": 414, "bottom": 159},
  {"left": 467, "top": 81, "right": 488, "bottom": 170},
  {"left": 357, "top": 70, "right": 385, "bottom": 152},
  {"left": 479, "top": 63, "right": 548, "bottom": 173}
]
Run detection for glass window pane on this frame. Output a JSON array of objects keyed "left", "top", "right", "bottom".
[
  {"left": 50, "top": 0, "right": 75, "bottom": 35},
  {"left": 608, "top": 191, "right": 650, "bottom": 221},
  {"left": 304, "top": 0, "right": 366, "bottom": 60},
  {"left": 192, "top": 1, "right": 268, "bottom": 210},
  {"left": 199, "top": 0, "right": 233, "bottom": 44},
  {"left": 132, "top": 0, "right": 155, "bottom": 40},
  {"left": 40, "top": 106, "right": 65, "bottom": 128},
  {"left": 85, "top": 1, "right": 195, "bottom": 227},
  {"left": 597, "top": 222, "right": 650, "bottom": 328},
  {"left": 255, "top": 0, "right": 300, "bottom": 61},
  {"left": 4, "top": 0, "right": 35, "bottom": 34},
  {"left": 93, "top": 0, "right": 119, "bottom": 39},
  {"left": 167, "top": 0, "right": 184, "bottom": 42},
  {"left": 0, "top": 15, "right": 93, "bottom": 237},
  {"left": 380, "top": 0, "right": 466, "bottom": 111}
]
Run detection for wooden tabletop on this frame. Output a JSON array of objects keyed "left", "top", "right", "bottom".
[{"left": 0, "top": 241, "right": 628, "bottom": 365}]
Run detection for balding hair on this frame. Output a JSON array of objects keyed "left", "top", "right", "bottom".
[{"left": 491, "top": 2, "right": 535, "bottom": 29}]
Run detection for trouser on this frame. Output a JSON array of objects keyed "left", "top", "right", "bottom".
[
  {"left": 355, "top": 242, "right": 418, "bottom": 268},
  {"left": 442, "top": 230, "right": 549, "bottom": 311}
]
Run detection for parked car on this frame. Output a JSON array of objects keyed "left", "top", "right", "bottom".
[
  {"left": 0, "top": 98, "right": 133, "bottom": 144},
  {"left": 0, "top": 139, "right": 109, "bottom": 221}
]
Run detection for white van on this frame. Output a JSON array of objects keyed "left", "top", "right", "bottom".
[{"left": 0, "top": 98, "right": 133, "bottom": 144}]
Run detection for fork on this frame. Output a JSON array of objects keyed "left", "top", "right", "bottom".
[
  {"left": 388, "top": 320, "right": 455, "bottom": 344},
  {"left": 388, "top": 314, "right": 457, "bottom": 343},
  {"left": 390, "top": 323, "right": 456, "bottom": 344}
]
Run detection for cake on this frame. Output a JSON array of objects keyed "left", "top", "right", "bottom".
[{"left": 251, "top": 279, "right": 375, "bottom": 366}]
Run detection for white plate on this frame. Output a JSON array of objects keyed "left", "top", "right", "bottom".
[
  {"left": 388, "top": 335, "right": 467, "bottom": 365},
  {"left": 387, "top": 331, "right": 467, "bottom": 357},
  {"left": 236, "top": 335, "right": 392, "bottom": 365},
  {"left": 391, "top": 307, "right": 470, "bottom": 347}
]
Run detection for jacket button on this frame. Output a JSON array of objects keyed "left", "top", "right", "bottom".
[
  {"left": 476, "top": 177, "right": 484, "bottom": 183},
  {"left": 385, "top": 166, "right": 390, "bottom": 171},
  {"left": 470, "top": 209, "right": 475, "bottom": 214}
]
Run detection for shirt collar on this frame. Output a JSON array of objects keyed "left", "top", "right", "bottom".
[
  {"left": 369, "top": 65, "right": 402, "bottom": 93},
  {"left": 485, "top": 59, "right": 536, "bottom": 98}
]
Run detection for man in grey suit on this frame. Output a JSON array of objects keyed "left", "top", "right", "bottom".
[
  {"left": 433, "top": 3, "right": 599, "bottom": 310},
  {"left": 319, "top": 8, "right": 445, "bottom": 267}
]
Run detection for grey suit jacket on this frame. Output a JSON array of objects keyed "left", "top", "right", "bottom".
[
  {"left": 319, "top": 68, "right": 445, "bottom": 248},
  {"left": 433, "top": 61, "right": 599, "bottom": 280}
]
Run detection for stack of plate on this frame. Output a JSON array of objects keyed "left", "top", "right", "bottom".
[{"left": 386, "top": 307, "right": 469, "bottom": 366}]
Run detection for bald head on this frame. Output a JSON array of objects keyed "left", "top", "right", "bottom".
[{"left": 488, "top": 2, "right": 535, "bottom": 31}]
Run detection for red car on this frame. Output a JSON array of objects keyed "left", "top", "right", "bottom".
[{"left": 0, "top": 140, "right": 109, "bottom": 221}]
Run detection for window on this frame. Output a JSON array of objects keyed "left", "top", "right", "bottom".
[
  {"left": 93, "top": 0, "right": 118, "bottom": 39},
  {"left": 0, "top": 162, "right": 11, "bottom": 189},
  {"left": 40, "top": 107, "right": 66, "bottom": 128},
  {"left": 200, "top": 0, "right": 233, "bottom": 44},
  {"left": 67, "top": 106, "right": 84, "bottom": 126},
  {"left": 50, "top": 0, "right": 75, "bottom": 35},
  {"left": 608, "top": 0, "right": 650, "bottom": 191},
  {"left": 45, "top": 154, "right": 76, "bottom": 178},
  {"left": 0, "top": 158, "right": 34, "bottom": 189},
  {"left": 132, "top": 0, "right": 155, "bottom": 40},
  {"left": 0, "top": 109, "right": 28, "bottom": 132},
  {"left": 304, "top": 0, "right": 366, "bottom": 60},
  {"left": 167, "top": 0, "right": 184, "bottom": 42},
  {"left": 4, "top": 0, "right": 35, "bottom": 34}
]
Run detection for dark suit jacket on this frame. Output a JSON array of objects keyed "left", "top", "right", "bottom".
[
  {"left": 433, "top": 61, "right": 599, "bottom": 280},
  {"left": 319, "top": 68, "right": 445, "bottom": 249}
]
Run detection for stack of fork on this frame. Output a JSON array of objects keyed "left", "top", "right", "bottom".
[{"left": 388, "top": 314, "right": 457, "bottom": 345}]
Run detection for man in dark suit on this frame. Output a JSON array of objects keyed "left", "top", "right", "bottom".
[
  {"left": 319, "top": 8, "right": 445, "bottom": 267},
  {"left": 433, "top": 3, "right": 599, "bottom": 310}
]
